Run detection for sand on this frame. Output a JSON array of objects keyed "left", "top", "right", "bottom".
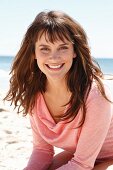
[
  {"left": 0, "top": 91, "right": 32, "bottom": 170},
  {"left": 0, "top": 91, "right": 62, "bottom": 170}
]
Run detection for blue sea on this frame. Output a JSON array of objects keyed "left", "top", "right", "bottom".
[{"left": 0, "top": 56, "right": 113, "bottom": 91}]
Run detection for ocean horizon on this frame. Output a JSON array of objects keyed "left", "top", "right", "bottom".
[
  {"left": 0, "top": 55, "right": 113, "bottom": 91},
  {"left": 0, "top": 55, "right": 113, "bottom": 72}
]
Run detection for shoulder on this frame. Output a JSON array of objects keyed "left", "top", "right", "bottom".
[
  {"left": 87, "top": 79, "right": 112, "bottom": 103},
  {"left": 85, "top": 79, "right": 113, "bottom": 117}
]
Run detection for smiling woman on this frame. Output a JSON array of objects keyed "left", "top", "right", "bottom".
[
  {"left": 4, "top": 10, "right": 113, "bottom": 170},
  {"left": 34, "top": 33, "right": 75, "bottom": 81}
]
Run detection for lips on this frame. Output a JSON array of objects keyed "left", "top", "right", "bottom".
[{"left": 45, "top": 64, "right": 64, "bottom": 70}]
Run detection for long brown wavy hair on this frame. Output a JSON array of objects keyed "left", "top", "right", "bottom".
[{"left": 4, "top": 10, "right": 111, "bottom": 126}]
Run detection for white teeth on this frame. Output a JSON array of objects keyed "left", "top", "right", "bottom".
[{"left": 47, "top": 64, "right": 62, "bottom": 69}]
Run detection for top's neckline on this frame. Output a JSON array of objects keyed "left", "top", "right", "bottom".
[{"left": 40, "top": 93, "right": 69, "bottom": 125}]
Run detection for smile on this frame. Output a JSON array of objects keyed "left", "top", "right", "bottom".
[{"left": 45, "top": 64, "right": 64, "bottom": 70}]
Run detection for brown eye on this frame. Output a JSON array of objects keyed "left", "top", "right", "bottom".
[
  {"left": 40, "top": 48, "right": 50, "bottom": 53},
  {"left": 41, "top": 48, "right": 49, "bottom": 51},
  {"left": 59, "top": 46, "right": 68, "bottom": 50}
]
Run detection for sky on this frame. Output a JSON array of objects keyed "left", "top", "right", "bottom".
[{"left": 0, "top": 0, "right": 113, "bottom": 58}]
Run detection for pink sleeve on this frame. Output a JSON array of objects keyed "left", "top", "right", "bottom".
[
  {"left": 23, "top": 115, "right": 54, "bottom": 170},
  {"left": 56, "top": 86, "right": 112, "bottom": 170}
]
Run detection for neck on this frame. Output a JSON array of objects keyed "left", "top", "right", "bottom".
[{"left": 46, "top": 78, "right": 69, "bottom": 95}]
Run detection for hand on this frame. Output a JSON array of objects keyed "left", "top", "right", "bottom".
[{"left": 47, "top": 150, "right": 73, "bottom": 170}]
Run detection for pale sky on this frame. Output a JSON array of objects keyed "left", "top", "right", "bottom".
[{"left": 0, "top": 0, "right": 113, "bottom": 58}]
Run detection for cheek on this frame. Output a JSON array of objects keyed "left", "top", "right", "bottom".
[
  {"left": 35, "top": 49, "right": 43, "bottom": 59},
  {"left": 35, "top": 55, "right": 43, "bottom": 63},
  {"left": 37, "top": 58, "right": 41, "bottom": 66}
]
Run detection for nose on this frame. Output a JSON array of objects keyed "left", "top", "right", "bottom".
[{"left": 49, "top": 51, "right": 60, "bottom": 60}]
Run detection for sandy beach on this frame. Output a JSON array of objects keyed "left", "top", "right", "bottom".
[
  {"left": 0, "top": 91, "right": 32, "bottom": 170},
  {"left": 0, "top": 91, "right": 62, "bottom": 170}
]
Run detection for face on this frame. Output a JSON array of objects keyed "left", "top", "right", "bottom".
[{"left": 35, "top": 33, "right": 76, "bottom": 82}]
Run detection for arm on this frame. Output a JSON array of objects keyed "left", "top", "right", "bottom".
[
  {"left": 93, "top": 160, "right": 113, "bottom": 170},
  {"left": 24, "top": 115, "right": 54, "bottom": 170},
  {"left": 55, "top": 86, "right": 113, "bottom": 170}
]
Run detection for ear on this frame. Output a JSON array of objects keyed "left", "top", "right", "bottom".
[{"left": 73, "top": 53, "right": 77, "bottom": 58}]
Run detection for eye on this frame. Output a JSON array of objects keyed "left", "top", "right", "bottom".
[
  {"left": 59, "top": 46, "right": 68, "bottom": 50},
  {"left": 40, "top": 47, "right": 50, "bottom": 53}
]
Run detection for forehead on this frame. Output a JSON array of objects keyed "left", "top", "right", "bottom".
[{"left": 36, "top": 32, "right": 71, "bottom": 45}]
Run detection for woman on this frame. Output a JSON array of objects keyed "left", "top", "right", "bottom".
[{"left": 4, "top": 10, "right": 113, "bottom": 170}]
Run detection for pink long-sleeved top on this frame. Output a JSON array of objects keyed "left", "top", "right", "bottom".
[{"left": 24, "top": 83, "right": 113, "bottom": 170}]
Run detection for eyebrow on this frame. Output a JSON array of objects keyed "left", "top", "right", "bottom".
[
  {"left": 39, "top": 44, "right": 50, "bottom": 47},
  {"left": 38, "top": 43, "right": 69, "bottom": 47}
]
